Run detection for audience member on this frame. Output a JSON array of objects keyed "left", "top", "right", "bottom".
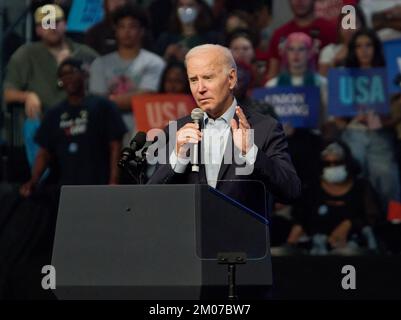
[
  {"left": 159, "top": 61, "right": 191, "bottom": 94},
  {"left": 266, "top": 32, "right": 328, "bottom": 126},
  {"left": 234, "top": 60, "right": 277, "bottom": 119},
  {"left": 224, "top": 10, "right": 253, "bottom": 35},
  {"left": 252, "top": 1, "right": 273, "bottom": 55},
  {"left": 265, "top": 32, "right": 325, "bottom": 193},
  {"left": 227, "top": 28, "right": 267, "bottom": 87},
  {"left": 288, "top": 140, "right": 381, "bottom": 255},
  {"left": 266, "top": 0, "right": 337, "bottom": 80},
  {"left": 20, "top": 58, "right": 127, "bottom": 196},
  {"left": 155, "top": 0, "right": 219, "bottom": 62},
  {"left": 4, "top": 4, "right": 98, "bottom": 116},
  {"left": 89, "top": 4, "right": 165, "bottom": 140},
  {"left": 339, "top": 29, "right": 401, "bottom": 212},
  {"left": 319, "top": 5, "right": 366, "bottom": 76}
]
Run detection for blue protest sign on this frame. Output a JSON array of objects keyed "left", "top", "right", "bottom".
[
  {"left": 252, "top": 86, "right": 320, "bottom": 128},
  {"left": 328, "top": 68, "right": 389, "bottom": 117},
  {"left": 383, "top": 39, "right": 401, "bottom": 95},
  {"left": 67, "top": 0, "right": 104, "bottom": 32}
]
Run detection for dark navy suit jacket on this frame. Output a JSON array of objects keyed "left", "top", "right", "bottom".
[{"left": 147, "top": 106, "right": 302, "bottom": 214}]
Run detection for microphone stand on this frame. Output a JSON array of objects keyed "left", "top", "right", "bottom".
[{"left": 118, "top": 149, "right": 148, "bottom": 184}]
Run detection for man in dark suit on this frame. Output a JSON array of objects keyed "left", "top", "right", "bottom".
[{"left": 148, "top": 44, "right": 301, "bottom": 211}]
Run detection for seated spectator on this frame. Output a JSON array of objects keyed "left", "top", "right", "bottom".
[
  {"left": 159, "top": 61, "right": 191, "bottom": 94},
  {"left": 218, "top": 0, "right": 274, "bottom": 53},
  {"left": 155, "top": 0, "right": 220, "bottom": 62},
  {"left": 225, "top": 1, "right": 274, "bottom": 76},
  {"left": 266, "top": 0, "right": 337, "bottom": 80},
  {"left": 265, "top": 32, "right": 325, "bottom": 200},
  {"left": 266, "top": 32, "right": 328, "bottom": 127},
  {"left": 20, "top": 58, "right": 127, "bottom": 196},
  {"left": 4, "top": 4, "right": 98, "bottom": 117},
  {"left": 227, "top": 28, "right": 266, "bottom": 87},
  {"left": 223, "top": 3, "right": 274, "bottom": 87},
  {"left": 288, "top": 140, "right": 381, "bottom": 255},
  {"left": 319, "top": 5, "right": 366, "bottom": 76},
  {"left": 84, "top": 0, "right": 130, "bottom": 55},
  {"left": 228, "top": 29, "right": 255, "bottom": 66},
  {"left": 336, "top": 29, "right": 401, "bottom": 213},
  {"left": 89, "top": 4, "right": 165, "bottom": 140}
]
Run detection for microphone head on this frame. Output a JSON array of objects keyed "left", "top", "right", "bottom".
[
  {"left": 130, "top": 131, "right": 147, "bottom": 150},
  {"left": 118, "top": 147, "right": 134, "bottom": 168},
  {"left": 191, "top": 108, "right": 204, "bottom": 123}
]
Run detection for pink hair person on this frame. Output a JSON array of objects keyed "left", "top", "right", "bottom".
[
  {"left": 281, "top": 32, "right": 316, "bottom": 71},
  {"left": 284, "top": 32, "right": 313, "bottom": 51}
]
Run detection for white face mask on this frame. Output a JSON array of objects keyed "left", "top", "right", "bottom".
[
  {"left": 177, "top": 7, "right": 198, "bottom": 25},
  {"left": 322, "top": 165, "right": 348, "bottom": 184}
]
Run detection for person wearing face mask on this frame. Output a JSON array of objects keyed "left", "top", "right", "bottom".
[
  {"left": 287, "top": 140, "right": 381, "bottom": 254},
  {"left": 155, "top": 0, "right": 220, "bottom": 62}
]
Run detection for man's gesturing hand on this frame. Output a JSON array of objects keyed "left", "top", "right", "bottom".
[
  {"left": 230, "top": 106, "right": 253, "bottom": 155},
  {"left": 176, "top": 123, "right": 202, "bottom": 158}
]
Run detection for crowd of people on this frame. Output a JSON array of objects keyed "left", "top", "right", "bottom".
[{"left": 2, "top": 0, "right": 401, "bottom": 259}]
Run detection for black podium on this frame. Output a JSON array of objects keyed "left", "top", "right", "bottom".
[{"left": 52, "top": 183, "right": 272, "bottom": 299}]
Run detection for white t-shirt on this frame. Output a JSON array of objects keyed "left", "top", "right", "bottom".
[
  {"left": 89, "top": 49, "right": 166, "bottom": 143},
  {"left": 89, "top": 49, "right": 166, "bottom": 95}
]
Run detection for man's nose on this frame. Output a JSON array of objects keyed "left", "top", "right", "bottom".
[{"left": 197, "top": 80, "right": 207, "bottom": 93}]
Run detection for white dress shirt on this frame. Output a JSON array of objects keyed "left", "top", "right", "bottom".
[{"left": 170, "top": 98, "right": 258, "bottom": 188}]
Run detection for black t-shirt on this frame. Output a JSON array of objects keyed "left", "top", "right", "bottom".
[
  {"left": 292, "top": 178, "right": 381, "bottom": 236},
  {"left": 35, "top": 95, "right": 127, "bottom": 185}
]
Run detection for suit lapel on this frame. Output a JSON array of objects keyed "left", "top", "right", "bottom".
[{"left": 216, "top": 106, "right": 252, "bottom": 184}]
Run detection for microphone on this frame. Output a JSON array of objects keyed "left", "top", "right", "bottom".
[
  {"left": 190, "top": 108, "right": 204, "bottom": 172},
  {"left": 118, "top": 131, "right": 147, "bottom": 169},
  {"left": 130, "top": 131, "right": 147, "bottom": 151}
]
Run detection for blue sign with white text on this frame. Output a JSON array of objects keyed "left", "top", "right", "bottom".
[
  {"left": 67, "top": 0, "right": 104, "bottom": 32},
  {"left": 252, "top": 86, "right": 320, "bottom": 128},
  {"left": 328, "top": 68, "right": 389, "bottom": 117},
  {"left": 383, "top": 39, "right": 401, "bottom": 95}
]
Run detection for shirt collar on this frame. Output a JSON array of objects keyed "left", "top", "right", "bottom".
[{"left": 203, "top": 98, "right": 237, "bottom": 125}]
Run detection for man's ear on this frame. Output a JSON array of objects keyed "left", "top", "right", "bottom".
[{"left": 228, "top": 68, "right": 238, "bottom": 91}]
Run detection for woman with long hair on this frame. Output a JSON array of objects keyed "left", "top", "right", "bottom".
[
  {"left": 318, "top": 5, "right": 367, "bottom": 76},
  {"left": 339, "top": 29, "right": 401, "bottom": 213}
]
